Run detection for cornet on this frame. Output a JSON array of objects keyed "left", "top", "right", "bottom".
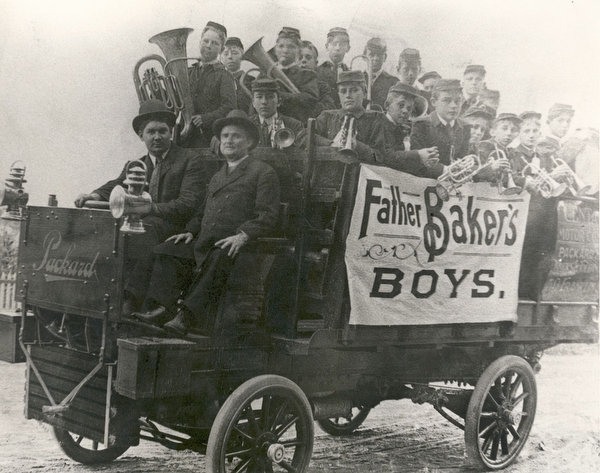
[
  {"left": 435, "top": 154, "right": 482, "bottom": 201},
  {"left": 520, "top": 157, "right": 567, "bottom": 199},
  {"left": 272, "top": 118, "right": 295, "bottom": 149},
  {"left": 550, "top": 156, "right": 591, "bottom": 196},
  {"left": 332, "top": 115, "right": 358, "bottom": 159},
  {"left": 488, "top": 147, "right": 522, "bottom": 195}
]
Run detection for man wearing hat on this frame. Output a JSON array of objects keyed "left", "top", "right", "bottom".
[
  {"left": 249, "top": 77, "right": 305, "bottom": 148},
  {"left": 186, "top": 21, "right": 237, "bottom": 147},
  {"left": 364, "top": 37, "right": 399, "bottom": 110},
  {"left": 221, "top": 36, "right": 253, "bottom": 114},
  {"left": 381, "top": 83, "right": 439, "bottom": 174},
  {"left": 410, "top": 79, "right": 471, "bottom": 178},
  {"left": 396, "top": 48, "right": 422, "bottom": 87},
  {"left": 75, "top": 99, "right": 207, "bottom": 313},
  {"left": 133, "top": 110, "right": 280, "bottom": 335},
  {"left": 460, "top": 64, "right": 486, "bottom": 116},
  {"left": 463, "top": 106, "right": 495, "bottom": 154},
  {"left": 315, "top": 70, "right": 387, "bottom": 163},
  {"left": 537, "top": 103, "right": 575, "bottom": 157},
  {"left": 273, "top": 27, "right": 319, "bottom": 124},
  {"left": 316, "top": 27, "right": 351, "bottom": 109}
]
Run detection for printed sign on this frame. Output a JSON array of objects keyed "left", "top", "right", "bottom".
[{"left": 345, "top": 165, "right": 530, "bottom": 325}]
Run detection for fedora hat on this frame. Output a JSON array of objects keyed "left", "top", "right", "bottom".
[
  {"left": 132, "top": 99, "right": 176, "bottom": 134},
  {"left": 213, "top": 110, "right": 260, "bottom": 151}
]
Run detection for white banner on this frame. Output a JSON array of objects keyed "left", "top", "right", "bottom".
[{"left": 345, "top": 165, "right": 531, "bottom": 325}]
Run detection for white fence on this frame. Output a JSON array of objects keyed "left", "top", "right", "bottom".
[{"left": 0, "top": 272, "right": 17, "bottom": 312}]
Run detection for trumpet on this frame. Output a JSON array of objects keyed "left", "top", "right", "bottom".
[
  {"left": 272, "top": 117, "right": 295, "bottom": 149},
  {"left": 549, "top": 156, "right": 591, "bottom": 196},
  {"left": 332, "top": 115, "right": 358, "bottom": 159},
  {"left": 521, "top": 157, "right": 567, "bottom": 198},
  {"left": 488, "top": 147, "right": 522, "bottom": 195},
  {"left": 435, "top": 154, "right": 482, "bottom": 201}
]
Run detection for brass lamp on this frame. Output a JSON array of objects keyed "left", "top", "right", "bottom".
[
  {"left": 109, "top": 160, "right": 151, "bottom": 233},
  {"left": 0, "top": 161, "right": 29, "bottom": 220}
]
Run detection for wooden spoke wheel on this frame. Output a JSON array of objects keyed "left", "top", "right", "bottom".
[
  {"left": 317, "top": 406, "right": 371, "bottom": 436},
  {"left": 53, "top": 427, "right": 130, "bottom": 465},
  {"left": 465, "top": 355, "right": 537, "bottom": 470},
  {"left": 206, "top": 375, "right": 314, "bottom": 473}
]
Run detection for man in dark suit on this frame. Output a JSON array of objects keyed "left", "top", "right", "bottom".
[
  {"left": 364, "top": 37, "right": 399, "bottom": 111},
  {"left": 133, "top": 110, "right": 280, "bottom": 335},
  {"left": 75, "top": 99, "right": 207, "bottom": 311}
]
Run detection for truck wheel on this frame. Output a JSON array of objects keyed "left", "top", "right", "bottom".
[
  {"left": 317, "top": 406, "right": 371, "bottom": 436},
  {"left": 465, "top": 355, "right": 537, "bottom": 470},
  {"left": 53, "top": 427, "right": 130, "bottom": 465},
  {"left": 206, "top": 375, "right": 314, "bottom": 473}
]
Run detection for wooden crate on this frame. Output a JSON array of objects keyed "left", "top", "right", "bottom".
[{"left": 0, "top": 312, "right": 33, "bottom": 363}]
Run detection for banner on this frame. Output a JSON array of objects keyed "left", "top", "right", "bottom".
[{"left": 345, "top": 165, "right": 530, "bottom": 325}]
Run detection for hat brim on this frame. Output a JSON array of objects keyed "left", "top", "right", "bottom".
[
  {"left": 212, "top": 117, "right": 260, "bottom": 151},
  {"left": 132, "top": 110, "right": 176, "bottom": 134}
]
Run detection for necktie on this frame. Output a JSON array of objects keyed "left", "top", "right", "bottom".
[
  {"left": 261, "top": 121, "right": 270, "bottom": 146},
  {"left": 148, "top": 156, "right": 162, "bottom": 202}
]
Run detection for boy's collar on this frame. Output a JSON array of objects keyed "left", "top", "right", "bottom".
[
  {"left": 259, "top": 112, "right": 279, "bottom": 125},
  {"left": 338, "top": 108, "right": 366, "bottom": 119},
  {"left": 435, "top": 113, "right": 456, "bottom": 128}
]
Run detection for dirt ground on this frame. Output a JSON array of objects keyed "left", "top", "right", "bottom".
[{"left": 0, "top": 344, "right": 598, "bottom": 473}]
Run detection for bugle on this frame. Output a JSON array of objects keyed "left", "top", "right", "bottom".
[
  {"left": 550, "top": 156, "right": 591, "bottom": 196},
  {"left": 272, "top": 118, "right": 295, "bottom": 149},
  {"left": 521, "top": 157, "right": 567, "bottom": 198}
]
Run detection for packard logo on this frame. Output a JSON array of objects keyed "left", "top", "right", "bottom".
[{"left": 33, "top": 230, "right": 100, "bottom": 282}]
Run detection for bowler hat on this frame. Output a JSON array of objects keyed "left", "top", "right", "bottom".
[
  {"left": 399, "top": 48, "right": 421, "bottom": 63},
  {"left": 132, "top": 99, "right": 176, "bottom": 134},
  {"left": 433, "top": 78, "right": 462, "bottom": 92},
  {"left": 548, "top": 103, "right": 575, "bottom": 120},
  {"left": 418, "top": 71, "right": 441, "bottom": 84},
  {"left": 224, "top": 37, "right": 244, "bottom": 49},
  {"left": 252, "top": 77, "right": 280, "bottom": 93},
  {"left": 493, "top": 112, "right": 522, "bottom": 126},
  {"left": 519, "top": 111, "right": 542, "bottom": 121},
  {"left": 464, "top": 64, "right": 486, "bottom": 76},
  {"left": 205, "top": 21, "right": 227, "bottom": 37},
  {"left": 365, "top": 37, "right": 387, "bottom": 53},
  {"left": 213, "top": 110, "right": 260, "bottom": 151},
  {"left": 464, "top": 106, "right": 495, "bottom": 121},
  {"left": 337, "top": 70, "right": 367, "bottom": 85}
]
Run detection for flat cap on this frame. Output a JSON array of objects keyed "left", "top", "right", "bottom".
[
  {"left": 418, "top": 71, "right": 441, "bottom": 84},
  {"left": 399, "top": 48, "right": 421, "bottom": 63},
  {"left": 337, "top": 70, "right": 367, "bottom": 85},
  {"left": 433, "top": 78, "right": 462, "bottom": 92},
  {"left": 493, "top": 112, "right": 522, "bottom": 126},
  {"left": 464, "top": 106, "right": 495, "bottom": 121},
  {"left": 206, "top": 21, "right": 227, "bottom": 37},
  {"left": 464, "top": 64, "right": 486, "bottom": 76},
  {"left": 224, "top": 37, "right": 244, "bottom": 49},
  {"left": 519, "top": 111, "right": 542, "bottom": 121},
  {"left": 251, "top": 77, "right": 280, "bottom": 92},
  {"left": 479, "top": 88, "right": 500, "bottom": 100},
  {"left": 278, "top": 27, "right": 301, "bottom": 40},
  {"left": 365, "top": 37, "right": 387, "bottom": 53},
  {"left": 327, "top": 27, "right": 349, "bottom": 38},
  {"left": 548, "top": 103, "right": 575, "bottom": 119}
]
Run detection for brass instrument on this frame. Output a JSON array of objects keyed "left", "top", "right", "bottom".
[
  {"left": 550, "top": 156, "right": 591, "bottom": 196},
  {"left": 272, "top": 117, "right": 295, "bottom": 149},
  {"left": 332, "top": 115, "right": 358, "bottom": 159},
  {"left": 242, "top": 37, "right": 301, "bottom": 94},
  {"left": 435, "top": 154, "right": 482, "bottom": 201},
  {"left": 0, "top": 161, "right": 29, "bottom": 220},
  {"left": 521, "top": 157, "right": 567, "bottom": 198},
  {"left": 488, "top": 147, "right": 522, "bottom": 195},
  {"left": 110, "top": 160, "right": 152, "bottom": 234},
  {"left": 350, "top": 55, "right": 376, "bottom": 111},
  {"left": 133, "top": 28, "right": 196, "bottom": 141}
]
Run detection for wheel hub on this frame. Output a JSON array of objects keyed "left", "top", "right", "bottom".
[{"left": 267, "top": 443, "right": 285, "bottom": 463}]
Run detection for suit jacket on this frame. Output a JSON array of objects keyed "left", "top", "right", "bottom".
[
  {"left": 381, "top": 115, "right": 423, "bottom": 175},
  {"left": 314, "top": 108, "right": 387, "bottom": 163},
  {"left": 182, "top": 157, "right": 280, "bottom": 266},
  {"left": 278, "top": 65, "right": 319, "bottom": 124},
  {"left": 316, "top": 61, "right": 349, "bottom": 109},
  {"left": 410, "top": 112, "right": 471, "bottom": 178},
  {"left": 93, "top": 144, "right": 207, "bottom": 228},
  {"left": 371, "top": 71, "right": 399, "bottom": 110},
  {"left": 249, "top": 114, "right": 306, "bottom": 148}
]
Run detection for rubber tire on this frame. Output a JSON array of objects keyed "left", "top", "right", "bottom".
[
  {"left": 53, "top": 427, "right": 130, "bottom": 465},
  {"left": 206, "top": 375, "right": 314, "bottom": 473},
  {"left": 317, "top": 407, "right": 371, "bottom": 436},
  {"left": 465, "top": 355, "right": 537, "bottom": 471}
]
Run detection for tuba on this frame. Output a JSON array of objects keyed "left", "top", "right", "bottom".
[
  {"left": 241, "top": 38, "right": 301, "bottom": 94},
  {"left": 133, "top": 28, "right": 196, "bottom": 141},
  {"left": 435, "top": 154, "right": 482, "bottom": 201},
  {"left": 521, "top": 157, "right": 567, "bottom": 198},
  {"left": 488, "top": 147, "right": 522, "bottom": 195},
  {"left": 332, "top": 115, "right": 358, "bottom": 159},
  {"left": 549, "top": 156, "right": 591, "bottom": 196}
]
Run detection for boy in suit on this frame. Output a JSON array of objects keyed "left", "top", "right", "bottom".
[
  {"left": 463, "top": 106, "right": 494, "bottom": 154},
  {"left": 364, "top": 37, "right": 399, "bottom": 110},
  {"left": 316, "top": 27, "right": 351, "bottom": 109},
  {"left": 460, "top": 64, "right": 486, "bottom": 116},
  {"left": 221, "top": 37, "right": 253, "bottom": 114},
  {"left": 537, "top": 103, "right": 575, "bottom": 157},
  {"left": 396, "top": 48, "right": 421, "bottom": 87},
  {"left": 299, "top": 40, "right": 336, "bottom": 116}
]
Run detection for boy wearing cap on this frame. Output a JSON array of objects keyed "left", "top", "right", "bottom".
[
  {"left": 537, "top": 103, "right": 575, "bottom": 157},
  {"left": 410, "top": 79, "right": 471, "bottom": 178},
  {"left": 187, "top": 21, "right": 237, "bottom": 147},
  {"left": 315, "top": 70, "right": 387, "bottom": 163},
  {"left": 221, "top": 37, "right": 253, "bottom": 114},
  {"left": 134, "top": 110, "right": 280, "bottom": 335},
  {"left": 476, "top": 89, "right": 500, "bottom": 117},
  {"left": 364, "top": 37, "right": 399, "bottom": 110},
  {"left": 397, "top": 48, "right": 421, "bottom": 87},
  {"left": 249, "top": 78, "right": 305, "bottom": 148},
  {"left": 511, "top": 112, "right": 546, "bottom": 169},
  {"left": 418, "top": 71, "right": 441, "bottom": 93},
  {"left": 463, "top": 106, "right": 494, "bottom": 154},
  {"left": 273, "top": 27, "right": 320, "bottom": 124},
  {"left": 316, "top": 27, "right": 351, "bottom": 109},
  {"left": 460, "top": 64, "right": 486, "bottom": 116},
  {"left": 381, "top": 83, "right": 439, "bottom": 174},
  {"left": 300, "top": 41, "right": 336, "bottom": 116}
]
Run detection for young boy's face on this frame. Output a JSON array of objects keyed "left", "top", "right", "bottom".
[
  {"left": 465, "top": 116, "right": 489, "bottom": 144},
  {"left": 325, "top": 36, "right": 350, "bottom": 64},
  {"left": 386, "top": 94, "right": 414, "bottom": 124},
  {"left": 422, "top": 77, "right": 438, "bottom": 93},
  {"left": 491, "top": 120, "right": 520, "bottom": 147},
  {"left": 339, "top": 83, "right": 365, "bottom": 112},
  {"left": 275, "top": 38, "right": 299, "bottom": 66},
  {"left": 365, "top": 48, "right": 385, "bottom": 73},
  {"left": 299, "top": 48, "right": 318, "bottom": 70},
  {"left": 200, "top": 30, "right": 223, "bottom": 63},
  {"left": 548, "top": 112, "right": 573, "bottom": 139},
  {"left": 221, "top": 46, "right": 243, "bottom": 73},
  {"left": 520, "top": 119, "right": 541, "bottom": 148},
  {"left": 432, "top": 90, "right": 463, "bottom": 122},
  {"left": 252, "top": 91, "right": 279, "bottom": 119},
  {"left": 462, "top": 72, "right": 485, "bottom": 97},
  {"left": 397, "top": 62, "right": 420, "bottom": 86}
]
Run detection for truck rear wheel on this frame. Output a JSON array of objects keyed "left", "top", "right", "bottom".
[
  {"left": 465, "top": 355, "right": 537, "bottom": 470},
  {"left": 317, "top": 406, "right": 371, "bottom": 436},
  {"left": 53, "top": 427, "right": 130, "bottom": 465},
  {"left": 206, "top": 375, "right": 314, "bottom": 473}
]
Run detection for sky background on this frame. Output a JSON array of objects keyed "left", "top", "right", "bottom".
[{"left": 0, "top": 0, "right": 598, "bottom": 205}]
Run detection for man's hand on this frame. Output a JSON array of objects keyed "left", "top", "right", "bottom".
[
  {"left": 192, "top": 115, "right": 203, "bottom": 127},
  {"left": 418, "top": 147, "right": 439, "bottom": 167},
  {"left": 74, "top": 193, "right": 101, "bottom": 208},
  {"left": 166, "top": 232, "right": 194, "bottom": 244},
  {"left": 215, "top": 232, "right": 249, "bottom": 258},
  {"left": 550, "top": 163, "right": 572, "bottom": 180},
  {"left": 490, "top": 158, "right": 511, "bottom": 173}
]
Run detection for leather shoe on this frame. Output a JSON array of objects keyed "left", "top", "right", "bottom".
[
  {"left": 132, "top": 306, "right": 174, "bottom": 327},
  {"left": 163, "top": 309, "right": 191, "bottom": 336}
]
